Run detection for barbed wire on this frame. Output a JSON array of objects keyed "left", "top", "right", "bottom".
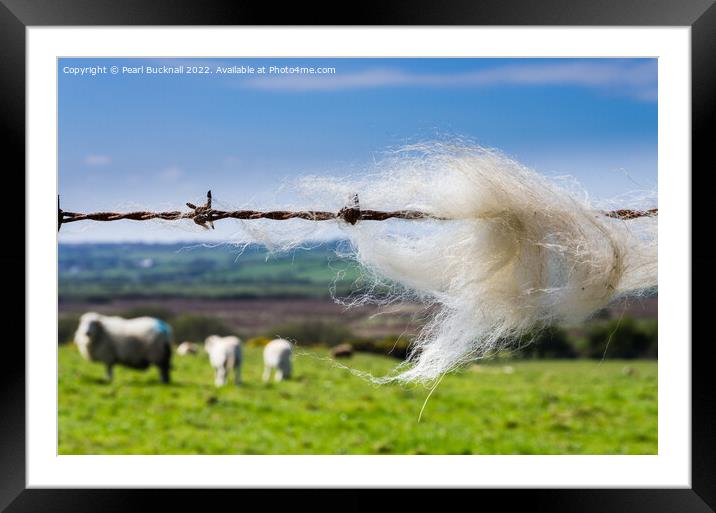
[{"left": 57, "top": 190, "right": 659, "bottom": 231}]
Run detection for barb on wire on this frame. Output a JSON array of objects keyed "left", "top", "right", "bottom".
[{"left": 57, "top": 190, "right": 658, "bottom": 232}]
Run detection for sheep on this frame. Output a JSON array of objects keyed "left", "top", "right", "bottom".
[
  {"left": 204, "top": 335, "right": 242, "bottom": 387},
  {"left": 263, "top": 338, "right": 293, "bottom": 382},
  {"left": 177, "top": 341, "right": 198, "bottom": 356},
  {"left": 330, "top": 343, "right": 354, "bottom": 359},
  {"left": 74, "top": 312, "right": 173, "bottom": 383}
]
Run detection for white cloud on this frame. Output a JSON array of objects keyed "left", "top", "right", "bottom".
[
  {"left": 84, "top": 154, "right": 111, "bottom": 167},
  {"left": 239, "top": 61, "right": 657, "bottom": 101}
]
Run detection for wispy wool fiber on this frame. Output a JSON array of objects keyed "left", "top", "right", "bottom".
[{"left": 295, "top": 143, "right": 657, "bottom": 383}]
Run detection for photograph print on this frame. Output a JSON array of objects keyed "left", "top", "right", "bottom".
[{"left": 58, "top": 57, "right": 658, "bottom": 455}]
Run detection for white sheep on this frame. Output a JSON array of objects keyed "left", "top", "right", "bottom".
[
  {"left": 263, "top": 338, "right": 293, "bottom": 382},
  {"left": 74, "top": 312, "right": 173, "bottom": 383},
  {"left": 204, "top": 335, "right": 242, "bottom": 387}
]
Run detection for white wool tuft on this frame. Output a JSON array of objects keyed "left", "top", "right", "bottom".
[
  {"left": 214, "top": 142, "right": 657, "bottom": 383},
  {"left": 293, "top": 143, "right": 657, "bottom": 383}
]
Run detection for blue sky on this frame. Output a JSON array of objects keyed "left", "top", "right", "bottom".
[{"left": 58, "top": 58, "right": 657, "bottom": 242}]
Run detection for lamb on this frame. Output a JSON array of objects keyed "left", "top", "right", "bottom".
[
  {"left": 263, "top": 338, "right": 293, "bottom": 382},
  {"left": 73, "top": 312, "right": 173, "bottom": 383},
  {"left": 204, "top": 335, "right": 242, "bottom": 387}
]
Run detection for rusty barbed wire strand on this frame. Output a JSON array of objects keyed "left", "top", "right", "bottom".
[
  {"left": 603, "top": 208, "right": 659, "bottom": 220},
  {"left": 57, "top": 191, "right": 658, "bottom": 232}
]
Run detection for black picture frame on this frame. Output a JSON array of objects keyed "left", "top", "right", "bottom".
[{"left": 3, "top": 1, "right": 713, "bottom": 511}]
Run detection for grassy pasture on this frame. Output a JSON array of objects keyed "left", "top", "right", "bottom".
[{"left": 59, "top": 345, "right": 657, "bottom": 455}]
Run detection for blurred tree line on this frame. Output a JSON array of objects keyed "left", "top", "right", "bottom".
[
  {"left": 58, "top": 307, "right": 657, "bottom": 360},
  {"left": 513, "top": 318, "right": 658, "bottom": 359}
]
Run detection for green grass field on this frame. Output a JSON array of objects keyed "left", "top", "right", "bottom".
[{"left": 58, "top": 345, "right": 657, "bottom": 455}]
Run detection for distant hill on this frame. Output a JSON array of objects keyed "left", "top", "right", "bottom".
[
  {"left": 59, "top": 241, "right": 363, "bottom": 301},
  {"left": 59, "top": 241, "right": 657, "bottom": 320}
]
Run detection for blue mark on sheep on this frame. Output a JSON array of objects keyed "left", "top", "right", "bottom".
[{"left": 155, "top": 319, "right": 171, "bottom": 335}]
